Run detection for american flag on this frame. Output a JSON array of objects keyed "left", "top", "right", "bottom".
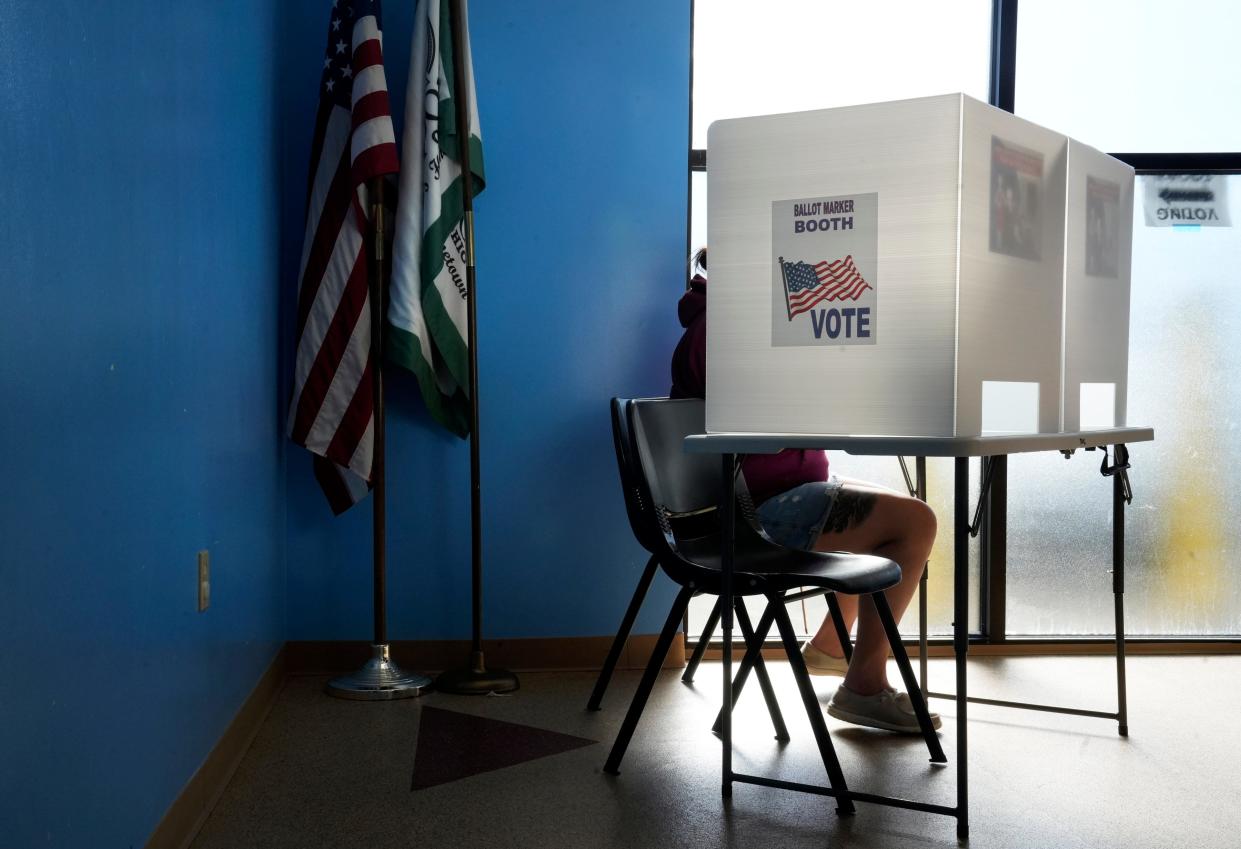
[
  {"left": 287, "top": 0, "right": 398, "bottom": 514},
  {"left": 782, "top": 256, "right": 872, "bottom": 319}
]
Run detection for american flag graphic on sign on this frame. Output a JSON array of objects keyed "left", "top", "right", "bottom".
[
  {"left": 781, "top": 256, "right": 872, "bottom": 319},
  {"left": 287, "top": 0, "right": 399, "bottom": 514}
]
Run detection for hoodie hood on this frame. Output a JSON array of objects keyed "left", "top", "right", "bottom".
[{"left": 677, "top": 274, "right": 707, "bottom": 328}]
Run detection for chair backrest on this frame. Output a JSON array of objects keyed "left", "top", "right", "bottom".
[
  {"left": 610, "top": 397, "right": 662, "bottom": 553},
  {"left": 620, "top": 398, "right": 783, "bottom": 591},
  {"left": 627, "top": 398, "right": 723, "bottom": 526}
]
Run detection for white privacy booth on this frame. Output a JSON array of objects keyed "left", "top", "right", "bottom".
[
  {"left": 1062, "top": 139, "right": 1135, "bottom": 432},
  {"left": 706, "top": 93, "right": 1075, "bottom": 437}
]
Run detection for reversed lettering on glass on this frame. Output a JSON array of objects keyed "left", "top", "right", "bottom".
[{"left": 1143, "top": 174, "right": 1231, "bottom": 227}]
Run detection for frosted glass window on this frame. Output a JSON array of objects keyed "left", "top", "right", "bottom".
[
  {"left": 688, "top": 456, "right": 982, "bottom": 640},
  {"left": 692, "top": 0, "right": 991, "bottom": 148},
  {"left": 1015, "top": 0, "right": 1241, "bottom": 152},
  {"left": 690, "top": 171, "right": 707, "bottom": 259},
  {"left": 1006, "top": 176, "right": 1241, "bottom": 636}
]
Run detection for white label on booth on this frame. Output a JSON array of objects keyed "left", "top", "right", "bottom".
[
  {"left": 1080, "top": 382, "right": 1117, "bottom": 429},
  {"left": 771, "top": 193, "right": 878, "bottom": 347},
  {"left": 1086, "top": 176, "right": 1122, "bottom": 278},
  {"left": 989, "top": 136, "right": 1044, "bottom": 261},
  {"left": 981, "top": 381, "right": 1039, "bottom": 435}
]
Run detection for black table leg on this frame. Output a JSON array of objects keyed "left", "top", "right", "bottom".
[
  {"left": 1113, "top": 447, "right": 1129, "bottom": 737},
  {"left": 721, "top": 452, "right": 735, "bottom": 796},
  {"left": 954, "top": 456, "right": 969, "bottom": 841},
  {"left": 916, "top": 455, "right": 928, "bottom": 698}
]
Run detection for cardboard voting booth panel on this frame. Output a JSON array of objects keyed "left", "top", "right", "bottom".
[
  {"left": 706, "top": 93, "right": 1068, "bottom": 437},
  {"left": 1062, "top": 140, "right": 1134, "bottom": 432}
]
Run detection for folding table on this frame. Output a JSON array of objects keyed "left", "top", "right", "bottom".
[{"left": 684, "top": 427, "right": 1153, "bottom": 840}]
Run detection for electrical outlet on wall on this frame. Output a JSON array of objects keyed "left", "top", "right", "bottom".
[{"left": 198, "top": 550, "right": 210, "bottom": 612}]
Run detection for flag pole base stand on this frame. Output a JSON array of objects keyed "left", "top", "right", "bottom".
[
  {"left": 434, "top": 650, "right": 520, "bottom": 695},
  {"left": 326, "top": 644, "right": 433, "bottom": 701}
]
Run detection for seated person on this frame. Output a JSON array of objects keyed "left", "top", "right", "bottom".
[{"left": 671, "top": 247, "right": 940, "bottom": 733}]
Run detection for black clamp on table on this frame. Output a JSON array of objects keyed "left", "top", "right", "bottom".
[{"left": 1100, "top": 444, "right": 1133, "bottom": 505}]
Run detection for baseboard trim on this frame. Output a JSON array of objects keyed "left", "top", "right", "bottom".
[
  {"left": 285, "top": 634, "right": 687, "bottom": 676},
  {"left": 692, "top": 639, "right": 1241, "bottom": 661},
  {"left": 144, "top": 645, "right": 287, "bottom": 849}
]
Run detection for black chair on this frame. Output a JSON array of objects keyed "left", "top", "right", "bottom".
[
  {"left": 587, "top": 398, "right": 799, "bottom": 726},
  {"left": 589, "top": 397, "right": 857, "bottom": 740},
  {"left": 602, "top": 397, "right": 945, "bottom": 794}
]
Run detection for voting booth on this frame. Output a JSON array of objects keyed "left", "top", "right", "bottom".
[
  {"left": 706, "top": 93, "right": 1092, "bottom": 437},
  {"left": 1062, "top": 139, "right": 1134, "bottom": 432}
]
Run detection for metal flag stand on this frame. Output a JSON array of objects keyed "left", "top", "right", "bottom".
[
  {"left": 435, "top": 0, "right": 519, "bottom": 696},
  {"left": 327, "top": 179, "right": 433, "bottom": 700}
]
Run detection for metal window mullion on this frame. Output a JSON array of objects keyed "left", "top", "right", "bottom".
[
  {"left": 986, "top": 457, "right": 1008, "bottom": 642},
  {"left": 989, "top": 0, "right": 1018, "bottom": 113},
  {"left": 685, "top": 0, "right": 697, "bottom": 286},
  {"left": 1110, "top": 152, "right": 1241, "bottom": 174}
]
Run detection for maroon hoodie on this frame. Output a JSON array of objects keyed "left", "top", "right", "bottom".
[{"left": 670, "top": 275, "right": 829, "bottom": 504}]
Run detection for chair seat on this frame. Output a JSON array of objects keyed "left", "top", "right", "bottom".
[{"left": 675, "top": 532, "right": 902, "bottom": 596}]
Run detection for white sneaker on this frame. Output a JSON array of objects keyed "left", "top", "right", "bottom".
[{"left": 827, "top": 684, "right": 942, "bottom": 734}]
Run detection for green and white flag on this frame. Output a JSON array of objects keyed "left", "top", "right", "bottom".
[{"left": 387, "top": 0, "right": 483, "bottom": 437}]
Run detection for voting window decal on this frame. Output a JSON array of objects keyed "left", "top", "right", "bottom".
[
  {"left": 989, "top": 136, "right": 1044, "bottom": 261},
  {"left": 1142, "top": 175, "right": 1231, "bottom": 227},
  {"left": 1085, "top": 176, "right": 1121, "bottom": 278},
  {"left": 771, "top": 193, "right": 878, "bottom": 347}
]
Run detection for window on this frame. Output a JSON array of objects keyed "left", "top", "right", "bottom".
[
  {"left": 687, "top": 0, "right": 1241, "bottom": 643},
  {"left": 1014, "top": 0, "right": 1241, "bottom": 153},
  {"left": 1005, "top": 0, "right": 1241, "bottom": 637},
  {"left": 690, "top": 0, "right": 992, "bottom": 260}
]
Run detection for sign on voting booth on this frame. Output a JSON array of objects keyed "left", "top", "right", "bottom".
[
  {"left": 706, "top": 93, "right": 1075, "bottom": 437},
  {"left": 1062, "top": 139, "right": 1134, "bottom": 432}
]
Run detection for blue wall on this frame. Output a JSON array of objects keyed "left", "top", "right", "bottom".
[
  {"left": 0, "top": 2, "right": 286, "bottom": 846},
  {"left": 283, "top": 0, "right": 691, "bottom": 640},
  {"left": 1, "top": 0, "right": 687, "bottom": 843}
]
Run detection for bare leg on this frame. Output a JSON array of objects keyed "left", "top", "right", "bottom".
[
  {"left": 808, "top": 481, "right": 936, "bottom": 695},
  {"left": 807, "top": 477, "right": 905, "bottom": 654},
  {"left": 811, "top": 595, "right": 859, "bottom": 654}
]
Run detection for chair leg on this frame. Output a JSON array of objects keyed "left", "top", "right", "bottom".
[
  {"left": 603, "top": 586, "right": 694, "bottom": 775},
  {"left": 771, "top": 597, "right": 855, "bottom": 815},
  {"left": 589, "top": 554, "right": 660, "bottom": 711},
  {"left": 869, "top": 591, "right": 947, "bottom": 763},
  {"left": 713, "top": 589, "right": 842, "bottom": 736},
  {"left": 825, "top": 592, "right": 854, "bottom": 663},
  {"left": 710, "top": 597, "right": 777, "bottom": 736},
  {"left": 682, "top": 595, "right": 721, "bottom": 684},
  {"left": 733, "top": 597, "right": 789, "bottom": 741}
]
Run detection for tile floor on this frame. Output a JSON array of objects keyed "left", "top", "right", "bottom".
[{"left": 191, "top": 655, "right": 1239, "bottom": 849}]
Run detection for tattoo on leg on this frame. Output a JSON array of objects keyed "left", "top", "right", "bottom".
[{"left": 824, "top": 490, "right": 877, "bottom": 534}]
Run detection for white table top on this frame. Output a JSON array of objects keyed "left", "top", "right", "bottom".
[{"left": 684, "top": 427, "right": 1154, "bottom": 457}]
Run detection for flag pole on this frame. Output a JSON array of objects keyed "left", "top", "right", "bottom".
[
  {"left": 327, "top": 178, "right": 433, "bottom": 700},
  {"left": 778, "top": 256, "right": 793, "bottom": 321},
  {"left": 435, "top": 0, "right": 519, "bottom": 695}
]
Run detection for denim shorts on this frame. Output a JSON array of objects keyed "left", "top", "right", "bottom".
[{"left": 755, "top": 476, "right": 843, "bottom": 551}]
